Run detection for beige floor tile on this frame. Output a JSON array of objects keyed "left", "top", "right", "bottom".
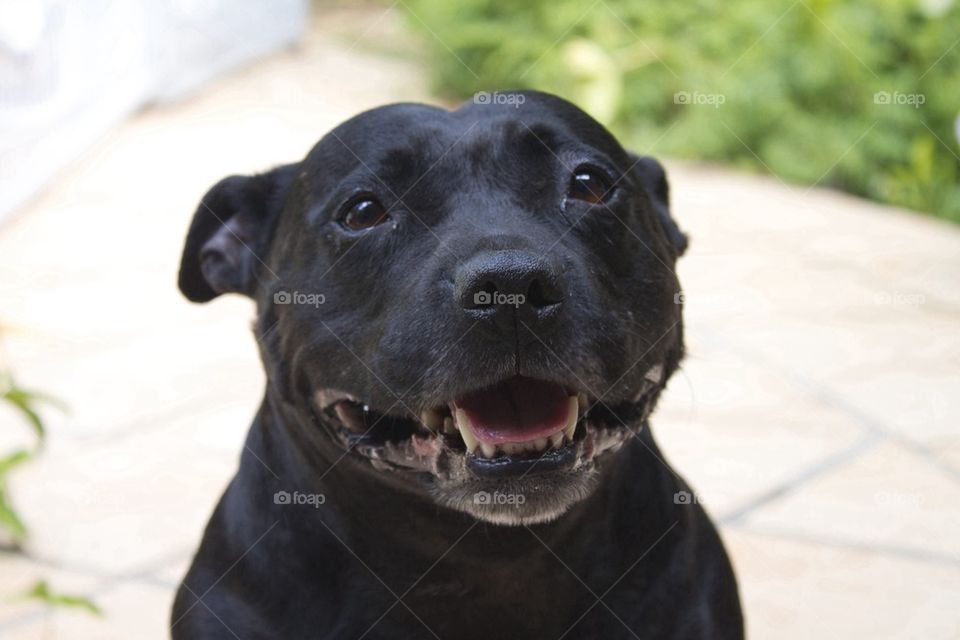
[
  {"left": 10, "top": 429, "right": 234, "bottom": 575},
  {"left": 1, "top": 304, "right": 264, "bottom": 443},
  {"left": 654, "top": 333, "right": 866, "bottom": 516},
  {"left": 743, "top": 441, "right": 960, "bottom": 560},
  {"left": 671, "top": 163, "right": 960, "bottom": 276},
  {"left": 1, "top": 580, "right": 172, "bottom": 640},
  {"left": 58, "top": 581, "right": 172, "bottom": 640},
  {"left": 670, "top": 162, "right": 960, "bottom": 447},
  {"left": 823, "top": 362, "right": 959, "bottom": 444},
  {"left": 709, "top": 322, "right": 960, "bottom": 444},
  {"left": 725, "top": 528, "right": 960, "bottom": 640},
  {"left": 0, "top": 553, "right": 102, "bottom": 627},
  {"left": 933, "top": 439, "right": 960, "bottom": 471}
]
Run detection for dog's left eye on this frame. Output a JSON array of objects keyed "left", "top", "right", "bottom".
[
  {"left": 341, "top": 196, "right": 388, "bottom": 231},
  {"left": 567, "top": 165, "right": 614, "bottom": 205}
]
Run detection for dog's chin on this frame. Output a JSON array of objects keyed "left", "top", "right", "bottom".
[
  {"left": 431, "top": 472, "right": 600, "bottom": 526},
  {"left": 311, "top": 373, "right": 663, "bottom": 526}
]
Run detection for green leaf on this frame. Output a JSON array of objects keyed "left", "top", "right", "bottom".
[
  {"left": 18, "top": 580, "right": 103, "bottom": 616},
  {"left": 0, "top": 489, "right": 28, "bottom": 541},
  {"left": 0, "top": 449, "right": 32, "bottom": 476},
  {"left": 0, "top": 371, "right": 67, "bottom": 445}
]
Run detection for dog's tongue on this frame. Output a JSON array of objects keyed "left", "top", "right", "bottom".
[{"left": 454, "top": 377, "right": 570, "bottom": 444}]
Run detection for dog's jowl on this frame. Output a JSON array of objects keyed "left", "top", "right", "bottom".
[{"left": 171, "top": 91, "right": 743, "bottom": 639}]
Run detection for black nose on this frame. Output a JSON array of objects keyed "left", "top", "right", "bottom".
[{"left": 455, "top": 250, "right": 565, "bottom": 336}]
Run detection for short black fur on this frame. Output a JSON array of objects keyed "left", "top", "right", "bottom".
[{"left": 171, "top": 91, "right": 742, "bottom": 639}]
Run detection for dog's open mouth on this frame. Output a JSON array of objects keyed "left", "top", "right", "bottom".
[
  {"left": 436, "top": 377, "right": 577, "bottom": 457},
  {"left": 314, "top": 375, "right": 657, "bottom": 478}
]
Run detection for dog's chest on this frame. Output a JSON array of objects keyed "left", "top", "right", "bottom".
[{"left": 392, "top": 563, "right": 597, "bottom": 638}]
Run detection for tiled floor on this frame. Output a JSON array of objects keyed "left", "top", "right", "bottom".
[{"left": 1, "top": 7, "right": 958, "bottom": 639}]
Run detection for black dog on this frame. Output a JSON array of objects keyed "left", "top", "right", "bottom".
[{"left": 171, "top": 91, "right": 742, "bottom": 639}]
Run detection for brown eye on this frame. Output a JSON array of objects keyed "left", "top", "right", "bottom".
[
  {"left": 342, "top": 197, "right": 388, "bottom": 231},
  {"left": 568, "top": 166, "right": 613, "bottom": 204}
]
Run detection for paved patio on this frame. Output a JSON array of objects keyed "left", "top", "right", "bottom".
[{"left": 1, "top": 6, "right": 958, "bottom": 639}]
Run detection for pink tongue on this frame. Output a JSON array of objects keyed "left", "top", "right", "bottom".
[{"left": 455, "top": 377, "right": 569, "bottom": 445}]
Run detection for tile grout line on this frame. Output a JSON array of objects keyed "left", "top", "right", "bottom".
[
  {"left": 702, "top": 326, "right": 960, "bottom": 483},
  {"left": 0, "top": 548, "right": 193, "bottom": 633},
  {"left": 718, "top": 430, "right": 885, "bottom": 525},
  {"left": 726, "top": 523, "right": 960, "bottom": 568},
  {"left": 0, "top": 546, "right": 194, "bottom": 591}
]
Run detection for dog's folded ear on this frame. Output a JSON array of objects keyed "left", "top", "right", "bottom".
[
  {"left": 628, "top": 154, "right": 687, "bottom": 257},
  {"left": 178, "top": 164, "right": 297, "bottom": 302}
]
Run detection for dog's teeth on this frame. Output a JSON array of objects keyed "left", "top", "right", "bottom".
[
  {"left": 421, "top": 409, "right": 443, "bottom": 430},
  {"left": 442, "top": 416, "right": 456, "bottom": 434},
  {"left": 454, "top": 408, "right": 479, "bottom": 454},
  {"left": 577, "top": 392, "right": 589, "bottom": 415},
  {"left": 563, "top": 395, "right": 578, "bottom": 441},
  {"left": 455, "top": 403, "right": 573, "bottom": 457}
]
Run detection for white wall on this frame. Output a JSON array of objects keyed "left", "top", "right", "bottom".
[{"left": 0, "top": 0, "right": 309, "bottom": 222}]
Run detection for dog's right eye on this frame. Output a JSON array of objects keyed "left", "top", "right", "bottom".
[{"left": 341, "top": 196, "right": 388, "bottom": 231}]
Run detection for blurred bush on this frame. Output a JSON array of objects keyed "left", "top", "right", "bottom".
[{"left": 403, "top": 0, "right": 960, "bottom": 221}]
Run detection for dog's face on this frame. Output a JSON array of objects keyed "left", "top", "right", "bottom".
[{"left": 179, "top": 92, "right": 686, "bottom": 525}]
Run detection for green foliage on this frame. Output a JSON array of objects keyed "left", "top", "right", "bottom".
[
  {"left": 403, "top": 0, "right": 960, "bottom": 221},
  {"left": 18, "top": 580, "right": 102, "bottom": 616},
  {"left": 0, "top": 371, "right": 63, "bottom": 543},
  {"left": 1, "top": 367, "right": 100, "bottom": 616}
]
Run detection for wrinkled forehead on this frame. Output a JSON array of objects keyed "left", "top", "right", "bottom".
[{"left": 300, "top": 96, "right": 629, "bottom": 189}]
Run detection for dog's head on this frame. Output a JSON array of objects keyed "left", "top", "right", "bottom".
[{"left": 178, "top": 91, "right": 686, "bottom": 525}]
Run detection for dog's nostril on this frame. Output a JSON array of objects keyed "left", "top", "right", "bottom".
[{"left": 526, "top": 279, "right": 562, "bottom": 309}]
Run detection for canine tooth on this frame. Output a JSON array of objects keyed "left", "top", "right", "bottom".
[
  {"left": 533, "top": 437, "right": 548, "bottom": 451},
  {"left": 549, "top": 432, "right": 564, "bottom": 448},
  {"left": 421, "top": 409, "right": 443, "bottom": 430},
  {"left": 454, "top": 408, "right": 479, "bottom": 453},
  {"left": 577, "top": 392, "right": 589, "bottom": 414},
  {"left": 563, "top": 396, "right": 578, "bottom": 441},
  {"left": 480, "top": 442, "right": 498, "bottom": 458},
  {"left": 443, "top": 416, "right": 456, "bottom": 434}
]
